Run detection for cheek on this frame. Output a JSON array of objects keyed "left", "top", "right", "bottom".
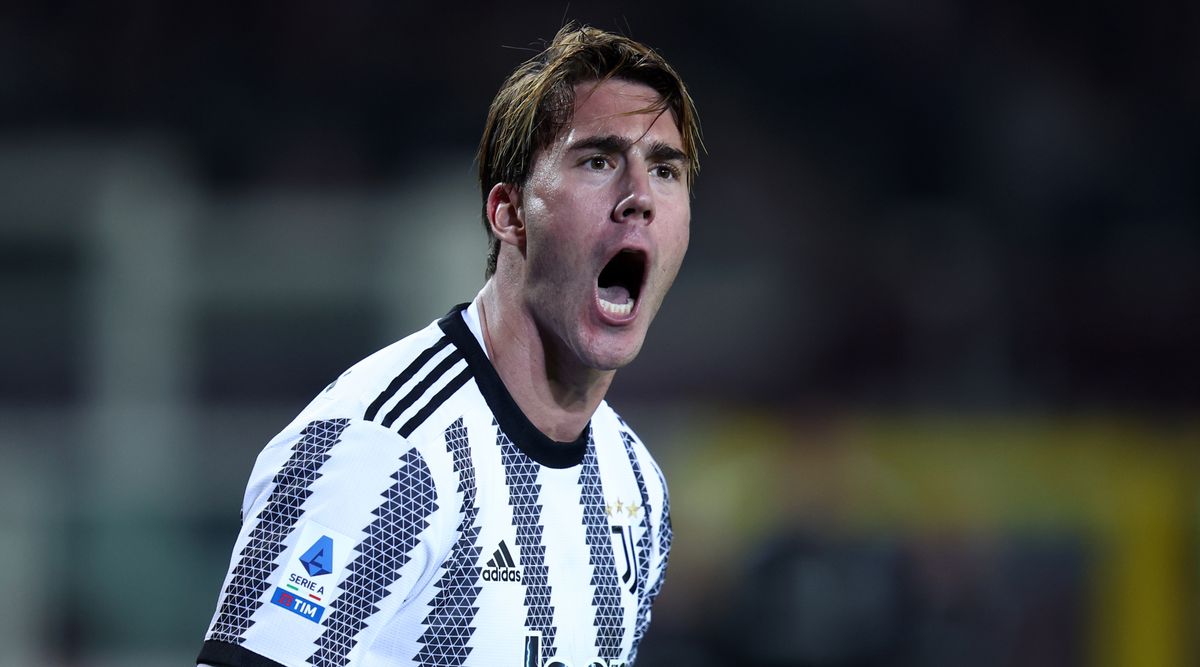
[
  {"left": 532, "top": 193, "right": 602, "bottom": 259},
  {"left": 526, "top": 215, "right": 583, "bottom": 283},
  {"left": 655, "top": 211, "right": 690, "bottom": 285},
  {"left": 663, "top": 204, "right": 691, "bottom": 258}
]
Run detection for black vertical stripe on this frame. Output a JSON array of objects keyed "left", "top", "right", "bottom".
[
  {"left": 413, "top": 418, "right": 483, "bottom": 666},
  {"left": 498, "top": 424, "right": 558, "bottom": 657},
  {"left": 578, "top": 436, "right": 624, "bottom": 659}
]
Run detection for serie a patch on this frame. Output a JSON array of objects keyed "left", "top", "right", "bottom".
[{"left": 269, "top": 521, "right": 354, "bottom": 623}]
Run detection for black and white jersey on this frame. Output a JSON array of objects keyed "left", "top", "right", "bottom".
[{"left": 198, "top": 301, "right": 672, "bottom": 667}]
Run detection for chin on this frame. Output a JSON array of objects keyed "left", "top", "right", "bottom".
[
  {"left": 579, "top": 332, "right": 646, "bottom": 372},
  {"left": 589, "top": 353, "right": 637, "bottom": 372}
]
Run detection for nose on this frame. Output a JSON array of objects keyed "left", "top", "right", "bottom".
[{"left": 612, "top": 167, "right": 654, "bottom": 224}]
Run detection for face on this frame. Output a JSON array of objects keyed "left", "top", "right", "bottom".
[{"left": 517, "top": 78, "right": 691, "bottom": 372}]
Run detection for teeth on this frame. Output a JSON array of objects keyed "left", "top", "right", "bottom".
[{"left": 599, "top": 297, "right": 634, "bottom": 316}]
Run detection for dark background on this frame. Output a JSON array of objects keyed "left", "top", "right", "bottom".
[{"left": 1, "top": 2, "right": 1197, "bottom": 665}]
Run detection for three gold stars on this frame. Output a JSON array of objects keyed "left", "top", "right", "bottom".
[{"left": 603, "top": 498, "right": 642, "bottom": 519}]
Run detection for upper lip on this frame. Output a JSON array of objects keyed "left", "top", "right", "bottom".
[{"left": 601, "top": 231, "right": 651, "bottom": 269}]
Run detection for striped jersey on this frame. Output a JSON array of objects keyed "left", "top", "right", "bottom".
[{"left": 198, "top": 301, "right": 672, "bottom": 667}]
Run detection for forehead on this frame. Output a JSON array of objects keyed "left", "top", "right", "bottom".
[{"left": 560, "top": 79, "right": 682, "bottom": 146}]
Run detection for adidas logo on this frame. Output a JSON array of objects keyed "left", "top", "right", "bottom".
[{"left": 481, "top": 540, "right": 522, "bottom": 583}]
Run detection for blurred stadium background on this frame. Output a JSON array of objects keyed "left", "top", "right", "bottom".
[{"left": 1, "top": 1, "right": 1197, "bottom": 665}]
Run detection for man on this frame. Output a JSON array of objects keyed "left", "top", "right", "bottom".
[{"left": 198, "top": 23, "right": 700, "bottom": 667}]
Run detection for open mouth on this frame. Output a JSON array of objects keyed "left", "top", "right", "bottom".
[{"left": 596, "top": 249, "right": 647, "bottom": 317}]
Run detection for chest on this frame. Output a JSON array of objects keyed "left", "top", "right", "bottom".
[{"left": 433, "top": 442, "right": 653, "bottom": 666}]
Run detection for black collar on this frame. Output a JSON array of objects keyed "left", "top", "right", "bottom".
[{"left": 438, "top": 304, "right": 589, "bottom": 468}]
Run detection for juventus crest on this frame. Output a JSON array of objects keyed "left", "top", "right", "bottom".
[{"left": 609, "top": 524, "right": 640, "bottom": 595}]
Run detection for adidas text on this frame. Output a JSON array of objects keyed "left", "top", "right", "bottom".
[
  {"left": 483, "top": 540, "right": 522, "bottom": 583},
  {"left": 482, "top": 566, "right": 522, "bottom": 583}
]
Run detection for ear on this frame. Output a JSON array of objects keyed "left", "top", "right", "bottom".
[{"left": 486, "top": 183, "right": 525, "bottom": 249}]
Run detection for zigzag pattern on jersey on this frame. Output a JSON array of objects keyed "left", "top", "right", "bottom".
[
  {"left": 498, "top": 422, "right": 558, "bottom": 660},
  {"left": 208, "top": 419, "right": 349, "bottom": 644},
  {"left": 307, "top": 448, "right": 438, "bottom": 667},
  {"left": 413, "top": 418, "right": 483, "bottom": 666},
  {"left": 578, "top": 433, "right": 625, "bottom": 661},
  {"left": 619, "top": 430, "right": 654, "bottom": 663},
  {"left": 645, "top": 464, "right": 672, "bottom": 631},
  {"left": 363, "top": 335, "right": 474, "bottom": 438}
]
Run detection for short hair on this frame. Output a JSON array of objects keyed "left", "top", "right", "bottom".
[{"left": 476, "top": 23, "right": 702, "bottom": 278}]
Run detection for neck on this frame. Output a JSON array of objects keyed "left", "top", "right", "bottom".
[{"left": 478, "top": 279, "right": 613, "bottom": 443}]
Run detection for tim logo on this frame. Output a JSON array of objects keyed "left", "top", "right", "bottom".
[
  {"left": 271, "top": 587, "right": 325, "bottom": 623},
  {"left": 524, "top": 633, "right": 626, "bottom": 667}
]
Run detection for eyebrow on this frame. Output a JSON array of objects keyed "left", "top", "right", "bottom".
[{"left": 567, "top": 134, "right": 688, "bottom": 165}]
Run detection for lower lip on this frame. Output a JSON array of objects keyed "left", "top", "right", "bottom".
[{"left": 594, "top": 291, "right": 639, "bottom": 326}]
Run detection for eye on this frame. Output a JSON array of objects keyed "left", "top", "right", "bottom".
[
  {"left": 588, "top": 155, "right": 610, "bottom": 170},
  {"left": 653, "top": 164, "right": 681, "bottom": 180}
]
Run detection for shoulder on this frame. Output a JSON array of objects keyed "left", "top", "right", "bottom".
[
  {"left": 282, "top": 315, "right": 459, "bottom": 432},
  {"left": 593, "top": 402, "right": 649, "bottom": 456},
  {"left": 592, "top": 401, "right": 669, "bottom": 492},
  {"left": 241, "top": 315, "right": 473, "bottom": 513}
]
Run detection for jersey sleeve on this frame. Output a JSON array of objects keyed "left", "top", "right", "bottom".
[
  {"left": 647, "top": 462, "right": 672, "bottom": 600},
  {"left": 197, "top": 418, "right": 458, "bottom": 667},
  {"left": 636, "top": 457, "right": 672, "bottom": 662},
  {"left": 623, "top": 431, "right": 673, "bottom": 665}
]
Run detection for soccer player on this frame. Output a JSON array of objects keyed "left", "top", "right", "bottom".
[{"left": 198, "top": 23, "right": 700, "bottom": 667}]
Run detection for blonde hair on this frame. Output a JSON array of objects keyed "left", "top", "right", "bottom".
[{"left": 476, "top": 23, "right": 702, "bottom": 278}]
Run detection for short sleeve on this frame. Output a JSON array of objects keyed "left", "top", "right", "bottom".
[{"left": 197, "top": 418, "right": 455, "bottom": 667}]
